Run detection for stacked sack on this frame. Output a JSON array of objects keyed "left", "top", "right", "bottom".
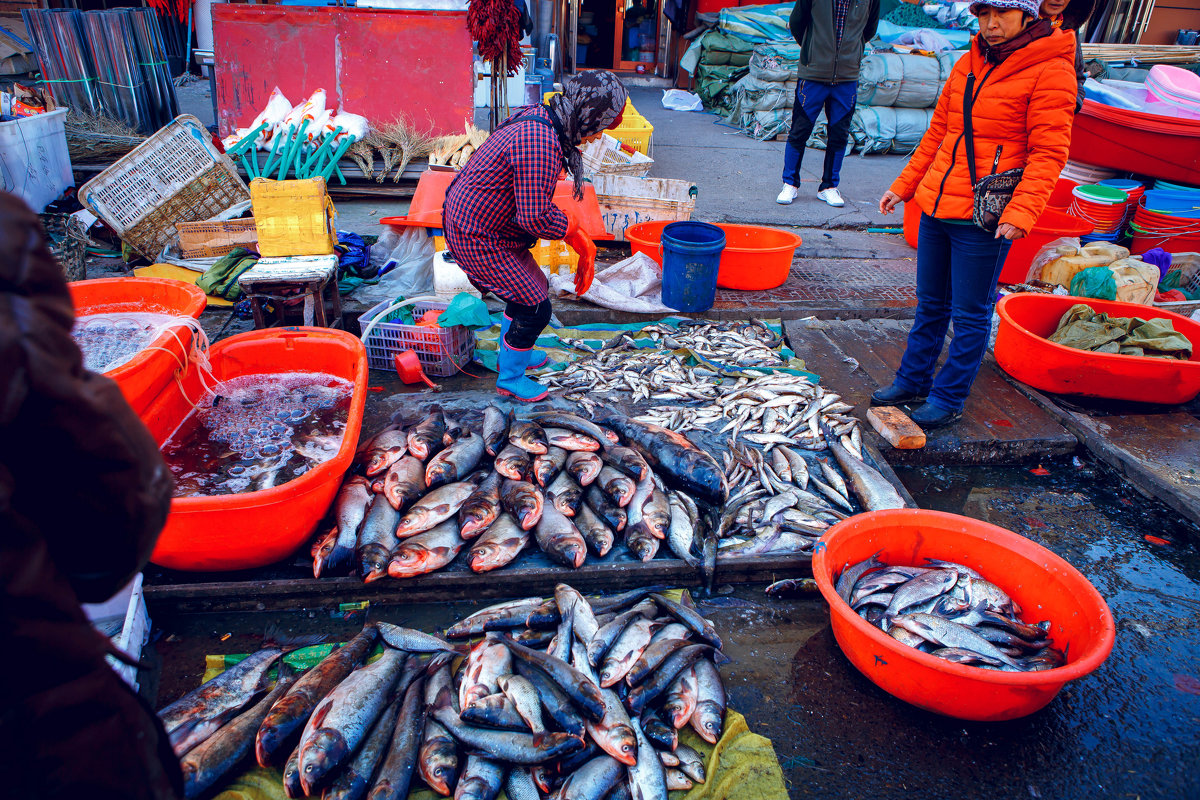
[
  {"left": 847, "top": 50, "right": 964, "bottom": 154},
  {"left": 724, "top": 42, "right": 800, "bottom": 141},
  {"left": 694, "top": 31, "right": 755, "bottom": 115}
]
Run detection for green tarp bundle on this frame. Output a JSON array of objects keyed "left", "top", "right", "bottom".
[{"left": 1048, "top": 303, "right": 1194, "bottom": 360}]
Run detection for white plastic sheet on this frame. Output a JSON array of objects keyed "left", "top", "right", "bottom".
[
  {"left": 548, "top": 252, "right": 673, "bottom": 313},
  {"left": 662, "top": 89, "right": 705, "bottom": 112}
]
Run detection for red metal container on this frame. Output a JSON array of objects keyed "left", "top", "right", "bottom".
[
  {"left": 812, "top": 509, "right": 1115, "bottom": 722},
  {"left": 994, "top": 293, "right": 1200, "bottom": 404},
  {"left": 69, "top": 277, "right": 208, "bottom": 415},
  {"left": 999, "top": 209, "right": 1094, "bottom": 284},
  {"left": 1069, "top": 99, "right": 1200, "bottom": 184},
  {"left": 625, "top": 220, "right": 802, "bottom": 290},
  {"left": 141, "top": 328, "right": 368, "bottom": 571}
]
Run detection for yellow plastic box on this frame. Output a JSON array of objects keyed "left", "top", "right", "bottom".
[
  {"left": 250, "top": 177, "right": 337, "bottom": 257},
  {"left": 531, "top": 239, "right": 578, "bottom": 275}
]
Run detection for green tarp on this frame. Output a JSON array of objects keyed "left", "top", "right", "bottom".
[{"left": 1048, "top": 303, "right": 1194, "bottom": 360}]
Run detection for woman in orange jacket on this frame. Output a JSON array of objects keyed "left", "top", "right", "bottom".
[{"left": 876, "top": 0, "right": 1077, "bottom": 428}]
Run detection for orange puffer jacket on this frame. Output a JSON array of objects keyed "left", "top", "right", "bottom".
[{"left": 890, "top": 28, "right": 1077, "bottom": 234}]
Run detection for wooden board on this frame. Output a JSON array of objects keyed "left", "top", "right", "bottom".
[{"left": 784, "top": 318, "right": 1078, "bottom": 465}]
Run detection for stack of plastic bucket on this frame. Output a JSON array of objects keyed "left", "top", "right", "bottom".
[
  {"left": 1068, "top": 184, "right": 1129, "bottom": 241},
  {"left": 1129, "top": 183, "right": 1200, "bottom": 254},
  {"left": 660, "top": 221, "right": 726, "bottom": 313}
]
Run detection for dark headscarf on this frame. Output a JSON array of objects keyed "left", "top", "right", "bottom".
[{"left": 546, "top": 71, "right": 628, "bottom": 199}]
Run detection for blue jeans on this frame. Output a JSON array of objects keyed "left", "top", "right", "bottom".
[
  {"left": 893, "top": 214, "right": 1012, "bottom": 413},
  {"left": 782, "top": 80, "right": 857, "bottom": 191}
]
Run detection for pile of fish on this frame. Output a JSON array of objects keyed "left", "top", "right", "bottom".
[
  {"left": 313, "top": 407, "right": 729, "bottom": 582},
  {"left": 159, "top": 585, "right": 726, "bottom": 799},
  {"left": 835, "top": 556, "right": 1067, "bottom": 672}
]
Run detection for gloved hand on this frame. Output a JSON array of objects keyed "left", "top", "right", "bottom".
[{"left": 559, "top": 207, "right": 596, "bottom": 295}]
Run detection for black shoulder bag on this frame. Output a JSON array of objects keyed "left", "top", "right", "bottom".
[{"left": 963, "top": 72, "right": 1024, "bottom": 232}]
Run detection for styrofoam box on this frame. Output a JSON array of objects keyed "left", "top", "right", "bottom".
[
  {"left": 0, "top": 108, "right": 73, "bottom": 213},
  {"left": 82, "top": 573, "right": 150, "bottom": 691}
]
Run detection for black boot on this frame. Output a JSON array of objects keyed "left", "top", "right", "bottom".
[
  {"left": 910, "top": 402, "right": 962, "bottom": 429},
  {"left": 870, "top": 383, "right": 927, "bottom": 407}
]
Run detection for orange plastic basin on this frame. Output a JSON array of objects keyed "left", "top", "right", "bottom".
[
  {"left": 69, "top": 277, "right": 208, "bottom": 415},
  {"left": 141, "top": 328, "right": 368, "bottom": 571},
  {"left": 625, "top": 221, "right": 802, "bottom": 290},
  {"left": 812, "top": 509, "right": 1115, "bottom": 721},
  {"left": 995, "top": 293, "right": 1200, "bottom": 404}
]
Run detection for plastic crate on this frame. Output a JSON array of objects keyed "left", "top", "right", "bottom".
[
  {"left": 609, "top": 114, "right": 654, "bottom": 156},
  {"left": 0, "top": 107, "right": 73, "bottom": 213},
  {"left": 592, "top": 174, "right": 698, "bottom": 241},
  {"left": 80, "top": 114, "right": 250, "bottom": 259},
  {"left": 358, "top": 299, "right": 475, "bottom": 376},
  {"left": 176, "top": 218, "right": 259, "bottom": 258},
  {"left": 531, "top": 238, "right": 578, "bottom": 275},
  {"left": 82, "top": 574, "right": 149, "bottom": 691},
  {"left": 579, "top": 133, "right": 654, "bottom": 178}
]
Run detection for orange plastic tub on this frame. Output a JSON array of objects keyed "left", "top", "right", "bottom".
[
  {"left": 69, "top": 277, "right": 207, "bottom": 415},
  {"left": 995, "top": 293, "right": 1200, "bottom": 404},
  {"left": 812, "top": 509, "right": 1115, "bottom": 721},
  {"left": 141, "top": 328, "right": 368, "bottom": 571},
  {"left": 998, "top": 209, "right": 1094, "bottom": 284},
  {"left": 625, "top": 221, "right": 802, "bottom": 290}
]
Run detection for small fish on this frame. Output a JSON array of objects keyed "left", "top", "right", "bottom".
[
  {"left": 527, "top": 411, "right": 620, "bottom": 446},
  {"left": 498, "top": 674, "right": 546, "bottom": 733},
  {"left": 374, "top": 622, "right": 464, "bottom": 654}
]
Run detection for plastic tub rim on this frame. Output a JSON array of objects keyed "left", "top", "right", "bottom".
[{"left": 812, "top": 508, "right": 1116, "bottom": 688}]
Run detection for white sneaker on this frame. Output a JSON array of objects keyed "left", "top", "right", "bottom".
[
  {"left": 776, "top": 184, "right": 798, "bottom": 205},
  {"left": 817, "top": 187, "right": 845, "bottom": 207}
]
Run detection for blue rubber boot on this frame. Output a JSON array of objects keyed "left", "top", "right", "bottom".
[
  {"left": 501, "top": 313, "right": 548, "bottom": 369},
  {"left": 496, "top": 340, "right": 549, "bottom": 402}
]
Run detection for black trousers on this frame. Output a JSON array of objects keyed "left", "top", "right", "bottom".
[{"left": 504, "top": 298, "right": 552, "bottom": 349}]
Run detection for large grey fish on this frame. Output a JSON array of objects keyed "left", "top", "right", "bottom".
[
  {"left": 602, "top": 446, "right": 650, "bottom": 482},
  {"left": 482, "top": 405, "right": 514, "bottom": 456},
  {"left": 160, "top": 647, "right": 282, "bottom": 757},
  {"left": 575, "top": 503, "right": 614, "bottom": 557},
  {"left": 256, "top": 626, "right": 378, "bottom": 766},
  {"left": 324, "top": 476, "right": 373, "bottom": 573},
  {"left": 596, "top": 466, "right": 636, "bottom": 508},
  {"left": 322, "top": 696, "right": 402, "bottom": 800},
  {"left": 689, "top": 658, "right": 725, "bottom": 744},
  {"left": 599, "top": 618, "right": 660, "bottom": 688},
  {"left": 650, "top": 593, "right": 722, "bottom": 649},
  {"left": 419, "top": 718, "right": 459, "bottom": 797},
  {"left": 546, "top": 471, "right": 584, "bottom": 517},
  {"left": 407, "top": 412, "right": 447, "bottom": 461},
  {"left": 627, "top": 718, "right": 668, "bottom": 800},
  {"left": 365, "top": 675, "right": 426, "bottom": 800},
  {"left": 365, "top": 428, "right": 408, "bottom": 477},
  {"left": 509, "top": 419, "right": 549, "bottom": 455},
  {"left": 554, "top": 756, "right": 625, "bottom": 800},
  {"left": 625, "top": 644, "right": 718, "bottom": 716},
  {"left": 455, "top": 755, "right": 507, "bottom": 800},
  {"left": 593, "top": 412, "right": 727, "bottom": 506},
  {"left": 528, "top": 411, "right": 621, "bottom": 446},
  {"left": 446, "top": 597, "right": 558, "bottom": 639},
  {"left": 541, "top": 427, "right": 601, "bottom": 452},
  {"left": 665, "top": 492, "right": 698, "bottom": 566},
  {"left": 501, "top": 479, "right": 544, "bottom": 531},
  {"left": 501, "top": 636, "right": 606, "bottom": 722},
  {"left": 555, "top": 584, "right": 600, "bottom": 645},
  {"left": 583, "top": 485, "right": 627, "bottom": 533},
  {"left": 514, "top": 661, "right": 586, "bottom": 738},
  {"left": 568, "top": 641, "right": 638, "bottom": 768},
  {"left": 823, "top": 424, "right": 907, "bottom": 511},
  {"left": 426, "top": 431, "right": 485, "bottom": 489},
  {"left": 495, "top": 444, "right": 533, "bottom": 481},
  {"left": 889, "top": 613, "right": 1024, "bottom": 669},
  {"left": 534, "top": 446, "right": 569, "bottom": 487},
  {"left": 498, "top": 674, "right": 546, "bottom": 733},
  {"left": 884, "top": 569, "right": 960, "bottom": 618},
  {"left": 458, "top": 471, "right": 503, "bottom": 539},
  {"left": 297, "top": 648, "right": 406, "bottom": 794},
  {"left": 585, "top": 600, "right": 657, "bottom": 667},
  {"left": 375, "top": 622, "right": 465, "bottom": 655},
  {"left": 430, "top": 688, "right": 585, "bottom": 764},
  {"left": 395, "top": 476, "right": 485, "bottom": 537},
  {"left": 388, "top": 519, "right": 465, "bottom": 579},
  {"left": 383, "top": 455, "right": 427, "bottom": 512},
  {"left": 358, "top": 494, "right": 402, "bottom": 583},
  {"left": 535, "top": 502, "right": 587, "bottom": 569},
  {"left": 181, "top": 668, "right": 299, "bottom": 798},
  {"left": 468, "top": 513, "right": 530, "bottom": 572},
  {"left": 565, "top": 451, "right": 603, "bottom": 487}
]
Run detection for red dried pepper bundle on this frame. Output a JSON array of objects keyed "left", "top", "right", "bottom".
[{"left": 466, "top": 0, "right": 523, "bottom": 75}]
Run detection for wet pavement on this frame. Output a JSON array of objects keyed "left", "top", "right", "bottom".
[{"left": 146, "top": 453, "right": 1200, "bottom": 799}]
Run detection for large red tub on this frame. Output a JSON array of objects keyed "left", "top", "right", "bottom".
[
  {"left": 1070, "top": 99, "right": 1200, "bottom": 185},
  {"left": 141, "top": 328, "right": 368, "bottom": 571},
  {"left": 994, "top": 293, "right": 1200, "bottom": 404}
]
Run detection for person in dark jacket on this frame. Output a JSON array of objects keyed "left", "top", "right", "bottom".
[
  {"left": 1040, "top": 0, "right": 1094, "bottom": 110},
  {"left": 0, "top": 190, "right": 181, "bottom": 799},
  {"left": 778, "top": 0, "right": 880, "bottom": 209}
]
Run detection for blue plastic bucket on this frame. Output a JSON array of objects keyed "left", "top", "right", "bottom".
[{"left": 661, "top": 221, "right": 725, "bottom": 313}]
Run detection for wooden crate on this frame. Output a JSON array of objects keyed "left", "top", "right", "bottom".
[{"left": 176, "top": 218, "right": 258, "bottom": 258}]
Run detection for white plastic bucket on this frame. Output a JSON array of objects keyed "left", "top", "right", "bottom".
[{"left": 0, "top": 108, "right": 73, "bottom": 213}]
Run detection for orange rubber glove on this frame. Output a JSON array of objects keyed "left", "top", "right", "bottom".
[{"left": 559, "top": 207, "right": 596, "bottom": 296}]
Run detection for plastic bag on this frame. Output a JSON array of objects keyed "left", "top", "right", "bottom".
[
  {"left": 348, "top": 227, "right": 435, "bottom": 304},
  {"left": 335, "top": 230, "right": 372, "bottom": 279},
  {"left": 548, "top": 252, "right": 673, "bottom": 313},
  {"left": 1069, "top": 266, "right": 1117, "bottom": 300},
  {"left": 1027, "top": 237, "right": 1081, "bottom": 283},
  {"left": 662, "top": 89, "right": 705, "bottom": 112}
]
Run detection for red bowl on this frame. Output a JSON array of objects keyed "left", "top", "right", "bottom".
[{"left": 812, "top": 509, "right": 1115, "bottom": 721}]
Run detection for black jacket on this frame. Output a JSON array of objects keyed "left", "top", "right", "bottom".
[
  {"left": 790, "top": 0, "right": 881, "bottom": 83},
  {"left": 1055, "top": 0, "right": 1096, "bottom": 111}
]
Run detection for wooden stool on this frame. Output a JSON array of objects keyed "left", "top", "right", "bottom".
[{"left": 237, "top": 254, "right": 343, "bottom": 329}]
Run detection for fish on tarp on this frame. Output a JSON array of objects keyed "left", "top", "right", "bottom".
[
  {"left": 256, "top": 626, "right": 379, "bottom": 766},
  {"left": 625, "top": 644, "right": 718, "bottom": 716},
  {"left": 445, "top": 597, "right": 559, "bottom": 639},
  {"left": 322, "top": 696, "right": 402, "bottom": 800},
  {"left": 689, "top": 658, "right": 725, "bottom": 744},
  {"left": 593, "top": 412, "right": 727, "bottom": 507},
  {"left": 407, "top": 412, "right": 447, "bottom": 461},
  {"left": 358, "top": 493, "right": 402, "bottom": 583},
  {"left": 160, "top": 647, "right": 283, "bottom": 758},
  {"left": 365, "top": 675, "right": 427, "bottom": 800},
  {"left": 535, "top": 501, "right": 587, "bottom": 569},
  {"left": 565, "top": 451, "right": 603, "bottom": 487},
  {"left": 546, "top": 471, "right": 584, "bottom": 518},
  {"left": 541, "top": 427, "right": 601, "bottom": 452},
  {"left": 498, "top": 674, "right": 546, "bottom": 734},
  {"left": 482, "top": 405, "right": 515, "bottom": 457},
  {"left": 365, "top": 429, "right": 408, "bottom": 477},
  {"left": 418, "top": 718, "right": 459, "bottom": 797},
  {"left": 459, "top": 634, "right": 513, "bottom": 711},
  {"left": 181, "top": 666, "right": 300, "bottom": 798},
  {"left": 509, "top": 419, "right": 549, "bottom": 455},
  {"left": 534, "top": 446, "right": 569, "bottom": 488},
  {"left": 602, "top": 446, "right": 649, "bottom": 482},
  {"left": 458, "top": 471, "right": 503, "bottom": 539},
  {"left": 663, "top": 667, "right": 698, "bottom": 729},
  {"left": 528, "top": 411, "right": 621, "bottom": 447},
  {"left": 627, "top": 718, "right": 668, "bottom": 800},
  {"left": 499, "top": 636, "right": 606, "bottom": 723},
  {"left": 388, "top": 519, "right": 466, "bottom": 579},
  {"left": 469, "top": 513, "right": 530, "bottom": 573},
  {"left": 374, "top": 622, "right": 466, "bottom": 655},
  {"left": 429, "top": 687, "right": 585, "bottom": 764},
  {"left": 297, "top": 648, "right": 407, "bottom": 794},
  {"left": 395, "top": 475, "right": 485, "bottom": 537},
  {"left": 461, "top": 692, "right": 529, "bottom": 731},
  {"left": 426, "top": 430, "right": 485, "bottom": 489},
  {"left": 501, "top": 479, "right": 544, "bottom": 531},
  {"left": 599, "top": 618, "right": 660, "bottom": 689},
  {"left": 574, "top": 503, "right": 614, "bottom": 557}
]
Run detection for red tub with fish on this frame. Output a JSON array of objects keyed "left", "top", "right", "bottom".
[{"left": 140, "top": 328, "right": 368, "bottom": 571}]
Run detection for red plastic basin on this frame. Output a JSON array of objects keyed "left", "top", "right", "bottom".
[
  {"left": 69, "top": 277, "right": 208, "bottom": 415},
  {"left": 1070, "top": 99, "right": 1200, "bottom": 184},
  {"left": 902, "top": 199, "right": 923, "bottom": 249},
  {"left": 141, "top": 328, "right": 368, "bottom": 571},
  {"left": 626, "top": 220, "right": 802, "bottom": 290},
  {"left": 812, "top": 509, "right": 1115, "bottom": 721},
  {"left": 995, "top": 293, "right": 1200, "bottom": 404},
  {"left": 999, "top": 209, "right": 1094, "bottom": 284}
]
